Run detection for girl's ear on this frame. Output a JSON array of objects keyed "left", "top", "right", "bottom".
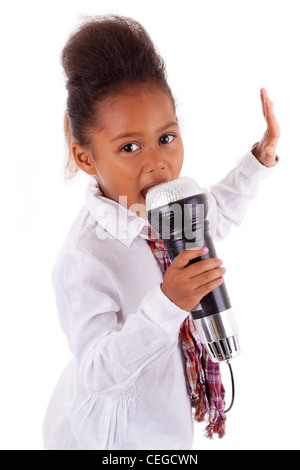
[{"left": 72, "top": 142, "right": 97, "bottom": 175}]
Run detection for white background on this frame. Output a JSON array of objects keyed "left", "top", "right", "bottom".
[{"left": 1, "top": 0, "right": 299, "bottom": 450}]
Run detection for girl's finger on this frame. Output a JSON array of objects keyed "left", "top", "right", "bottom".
[
  {"left": 265, "top": 97, "right": 280, "bottom": 138},
  {"left": 171, "top": 246, "right": 209, "bottom": 269},
  {"left": 260, "top": 88, "right": 267, "bottom": 120},
  {"left": 195, "top": 276, "right": 225, "bottom": 299},
  {"left": 186, "top": 257, "right": 223, "bottom": 279},
  {"left": 191, "top": 266, "right": 225, "bottom": 290}
]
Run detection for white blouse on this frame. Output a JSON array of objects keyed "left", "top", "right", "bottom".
[{"left": 43, "top": 151, "right": 275, "bottom": 450}]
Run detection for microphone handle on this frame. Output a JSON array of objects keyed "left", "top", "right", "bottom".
[
  {"left": 147, "top": 195, "right": 240, "bottom": 363},
  {"left": 190, "top": 229, "right": 232, "bottom": 318}
]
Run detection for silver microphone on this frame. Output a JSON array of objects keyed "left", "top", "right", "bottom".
[{"left": 146, "top": 176, "right": 241, "bottom": 363}]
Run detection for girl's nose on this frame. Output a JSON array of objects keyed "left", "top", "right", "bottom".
[{"left": 143, "top": 149, "right": 166, "bottom": 173}]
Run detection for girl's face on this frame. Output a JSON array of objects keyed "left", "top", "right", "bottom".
[{"left": 73, "top": 85, "right": 184, "bottom": 217}]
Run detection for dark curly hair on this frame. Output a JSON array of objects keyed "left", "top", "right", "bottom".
[{"left": 61, "top": 15, "right": 175, "bottom": 178}]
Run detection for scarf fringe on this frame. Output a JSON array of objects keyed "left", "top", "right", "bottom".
[
  {"left": 205, "top": 415, "right": 226, "bottom": 440},
  {"left": 193, "top": 394, "right": 226, "bottom": 439}
]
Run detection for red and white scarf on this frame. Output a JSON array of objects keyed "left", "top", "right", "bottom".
[{"left": 140, "top": 225, "right": 226, "bottom": 439}]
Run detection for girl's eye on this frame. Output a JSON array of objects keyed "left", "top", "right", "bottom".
[
  {"left": 159, "top": 134, "right": 175, "bottom": 145},
  {"left": 121, "top": 143, "right": 140, "bottom": 153}
]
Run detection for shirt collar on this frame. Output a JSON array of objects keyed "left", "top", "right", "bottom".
[{"left": 86, "top": 176, "right": 147, "bottom": 247}]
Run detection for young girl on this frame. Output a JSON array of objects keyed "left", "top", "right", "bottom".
[{"left": 43, "top": 15, "right": 280, "bottom": 450}]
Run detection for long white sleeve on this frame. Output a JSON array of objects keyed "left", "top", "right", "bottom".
[{"left": 206, "top": 150, "right": 276, "bottom": 240}]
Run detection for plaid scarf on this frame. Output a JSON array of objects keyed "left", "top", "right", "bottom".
[{"left": 140, "top": 225, "right": 226, "bottom": 439}]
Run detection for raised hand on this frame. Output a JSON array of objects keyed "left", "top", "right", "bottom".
[{"left": 252, "top": 88, "right": 280, "bottom": 167}]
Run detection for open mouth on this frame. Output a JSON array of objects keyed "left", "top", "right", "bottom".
[{"left": 140, "top": 180, "right": 168, "bottom": 200}]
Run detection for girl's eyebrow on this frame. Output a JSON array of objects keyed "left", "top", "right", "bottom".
[
  {"left": 158, "top": 121, "right": 178, "bottom": 133},
  {"left": 109, "top": 121, "right": 178, "bottom": 143}
]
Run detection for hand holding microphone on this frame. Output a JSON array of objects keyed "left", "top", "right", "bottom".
[{"left": 161, "top": 246, "right": 225, "bottom": 313}]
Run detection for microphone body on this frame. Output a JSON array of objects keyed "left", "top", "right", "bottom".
[{"left": 146, "top": 177, "right": 241, "bottom": 363}]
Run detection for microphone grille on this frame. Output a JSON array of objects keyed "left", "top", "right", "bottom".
[{"left": 146, "top": 176, "right": 203, "bottom": 211}]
